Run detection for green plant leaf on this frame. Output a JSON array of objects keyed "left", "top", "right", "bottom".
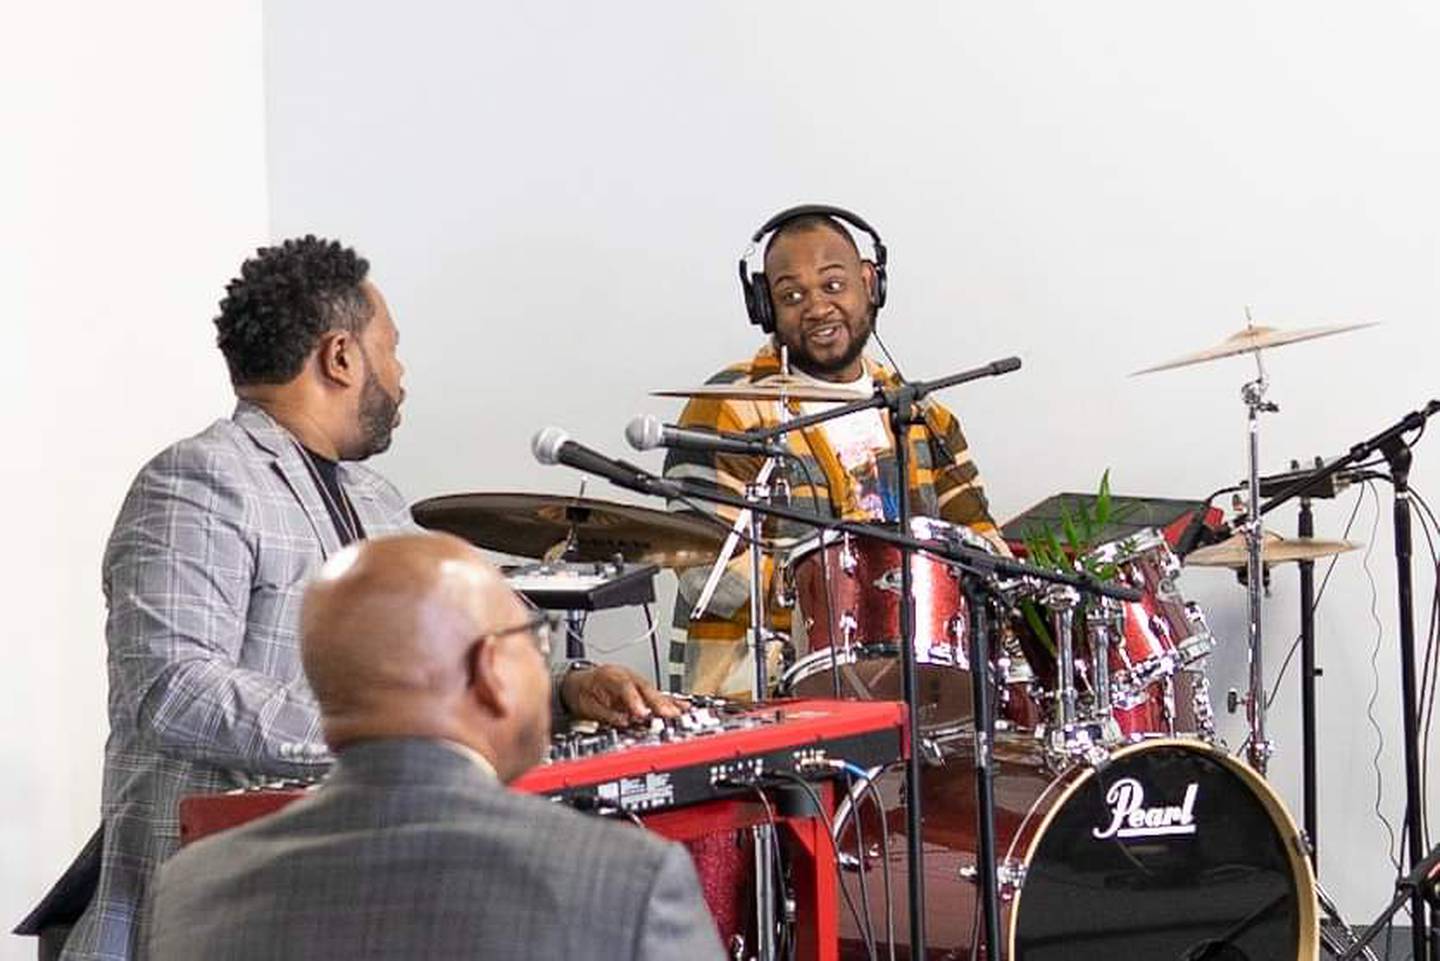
[
  {"left": 1078, "top": 499, "right": 1095, "bottom": 544},
  {"left": 1096, "top": 469, "right": 1112, "bottom": 527},
  {"left": 1022, "top": 526, "right": 1049, "bottom": 570},
  {"left": 1020, "top": 599, "right": 1055, "bottom": 655},
  {"left": 1060, "top": 501, "right": 1083, "bottom": 556},
  {"left": 1044, "top": 526, "right": 1066, "bottom": 568}
]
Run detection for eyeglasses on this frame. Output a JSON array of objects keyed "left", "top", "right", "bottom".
[{"left": 479, "top": 610, "right": 561, "bottom": 658}]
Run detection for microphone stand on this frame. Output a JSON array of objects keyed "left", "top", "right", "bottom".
[
  {"left": 747, "top": 355, "right": 1019, "bottom": 959},
  {"left": 589, "top": 357, "right": 1134, "bottom": 961},
  {"left": 1340, "top": 843, "right": 1440, "bottom": 960},
  {"left": 647, "top": 472, "right": 1137, "bottom": 961},
  {"left": 743, "top": 357, "right": 1021, "bottom": 445},
  {"left": 1255, "top": 399, "right": 1440, "bottom": 961}
]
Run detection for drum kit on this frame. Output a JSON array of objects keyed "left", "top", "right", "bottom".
[{"left": 422, "top": 318, "right": 1414, "bottom": 959}]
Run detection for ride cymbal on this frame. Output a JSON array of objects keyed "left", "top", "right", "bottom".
[
  {"left": 653, "top": 375, "right": 860, "bottom": 403},
  {"left": 413, "top": 492, "right": 725, "bottom": 568},
  {"left": 1132, "top": 322, "right": 1376, "bottom": 375},
  {"left": 1185, "top": 530, "right": 1362, "bottom": 568}
]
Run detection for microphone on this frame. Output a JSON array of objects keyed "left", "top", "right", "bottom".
[
  {"left": 625, "top": 415, "right": 786, "bottom": 457},
  {"left": 531, "top": 427, "right": 663, "bottom": 495},
  {"left": 1256, "top": 461, "right": 1367, "bottom": 500}
]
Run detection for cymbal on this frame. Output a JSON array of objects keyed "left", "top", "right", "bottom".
[
  {"left": 1185, "top": 530, "right": 1362, "bottom": 568},
  {"left": 653, "top": 375, "right": 860, "bottom": 403},
  {"left": 1132, "top": 321, "right": 1377, "bottom": 375},
  {"left": 412, "top": 492, "right": 725, "bottom": 568}
]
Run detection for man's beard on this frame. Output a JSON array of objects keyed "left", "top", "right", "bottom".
[
  {"left": 782, "top": 314, "right": 873, "bottom": 378},
  {"left": 355, "top": 367, "right": 400, "bottom": 459}
]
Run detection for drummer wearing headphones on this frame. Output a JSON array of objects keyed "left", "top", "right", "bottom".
[{"left": 663, "top": 205, "right": 1007, "bottom": 697}]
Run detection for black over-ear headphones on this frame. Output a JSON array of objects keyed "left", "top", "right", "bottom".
[{"left": 737, "top": 204, "right": 888, "bottom": 334}]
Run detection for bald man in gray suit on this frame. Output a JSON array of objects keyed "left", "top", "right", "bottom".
[{"left": 144, "top": 533, "right": 725, "bottom": 961}]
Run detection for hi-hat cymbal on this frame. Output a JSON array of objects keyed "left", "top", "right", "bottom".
[
  {"left": 653, "top": 375, "right": 860, "bottom": 403},
  {"left": 1185, "top": 529, "right": 1362, "bottom": 568},
  {"left": 1132, "top": 321, "right": 1377, "bottom": 375},
  {"left": 412, "top": 492, "right": 726, "bottom": 568}
]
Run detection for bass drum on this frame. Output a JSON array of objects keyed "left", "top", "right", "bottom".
[{"left": 835, "top": 738, "right": 1317, "bottom": 960}]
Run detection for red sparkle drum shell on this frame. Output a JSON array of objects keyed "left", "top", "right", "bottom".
[
  {"left": 788, "top": 518, "right": 989, "bottom": 664},
  {"left": 1108, "top": 669, "right": 1208, "bottom": 740},
  {"left": 778, "top": 645, "right": 1043, "bottom": 735},
  {"left": 834, "top": 737, "right": 1317, "bottom": 960},
  {"left": 1082, "top": 528, "right": 1217, "bottom": 688}
]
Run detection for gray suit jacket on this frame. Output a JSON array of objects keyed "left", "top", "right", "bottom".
[
  {"left": 145, "top": 738, "right": 728, "bottom": 961},
  {"left": 60, "top": 403, "right": 415, "bottom": 961}
]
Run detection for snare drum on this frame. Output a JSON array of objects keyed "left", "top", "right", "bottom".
[
  {"left": 836, "top": 737, "right": 1318, "bottom": 960},
  {"left": 1082, "top": 528, "right": 1216, "bottom": 690}
]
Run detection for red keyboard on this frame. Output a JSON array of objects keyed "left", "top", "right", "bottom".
[{"left": 180, "top": 698, "right": 907, "bottom": 843}]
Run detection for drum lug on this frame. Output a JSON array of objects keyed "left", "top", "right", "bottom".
[
  {"left": 774, "top": 556, "right": 795, "bottom": 609},
  {"left": 1046, "top": 720, "right": 1120, "bottom": 769},
  {"left": 945, "top": 612, "right": 969, "bottom": 656},
  {"left": 959, "top": 859, "right": 1027, "bottom": 899},
  {"left": 839, "top": 533, "right": 857, "bottom": 575},
  {"left": 997, "top": 858, "right": 1027, "bottom": 898},
  {"left": 873, "top": 569, "right": 902, "bottom": 594},
  {"left": 839, "top": 612, "right": 858, "bottom": 648}
]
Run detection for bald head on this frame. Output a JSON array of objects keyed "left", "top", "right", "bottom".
[{"left": 301, "top": 533, "right": 551, "bottom": 779}]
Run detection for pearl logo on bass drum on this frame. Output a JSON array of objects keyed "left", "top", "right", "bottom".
[{"left": 1092, "top": 778, "right": 1199, "bottom": 840}]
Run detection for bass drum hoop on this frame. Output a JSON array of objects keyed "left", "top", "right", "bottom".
[{"left": 1005, "top": 737, "right": 1319, "bottom": 960}]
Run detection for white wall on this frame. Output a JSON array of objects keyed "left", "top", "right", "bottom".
[
  {"left": 0, "top": 3, "right": 268, "bottom": 957},
  {"left": 5, "top": 0, "right": 1434, "bottom": 948},
  {"left": 263, "top": 0, "right": 1440, "bottom": 925}
]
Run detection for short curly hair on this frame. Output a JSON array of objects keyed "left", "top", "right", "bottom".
[
  {"left": 215, "top": 236, "right": 373, "bottom": 386},
  {"left": 763, "top": 214, "right": 861, "bottom": 264}
]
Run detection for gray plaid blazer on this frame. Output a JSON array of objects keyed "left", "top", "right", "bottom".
[
  {"left": 145, "top": 738, "right": 727, "bottom": 961},
  {"left": 59, "top": 402, "right": 415, "bottom": 961}
]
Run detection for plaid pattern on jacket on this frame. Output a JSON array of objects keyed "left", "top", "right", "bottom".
[
  {"left": 59, "top": 402, "right": 414, "bottom": 961},
  {"left": 662, "top": 344, "right": 998, "bottom": 696}
]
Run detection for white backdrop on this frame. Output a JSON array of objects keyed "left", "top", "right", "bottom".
[
  {"left": 264, "top": 0, "right": 1440, "bottom": 925},
  {"left": 0, "top": 4, "right": 268, "bottom": 958},
  {"left": 5, "top": 1, "right": 1438, "bottom": 952}
]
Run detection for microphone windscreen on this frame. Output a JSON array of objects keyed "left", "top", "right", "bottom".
[
  {"left": 624, "top": 415, "right": 662, "bottom": 451},
  {"left": 531, "top": 426, "right": 569, "bottom": 465}
]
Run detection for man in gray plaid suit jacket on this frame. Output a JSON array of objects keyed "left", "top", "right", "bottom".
[
  {"left": 50, "top": 238, "right": 677, "bottom": 961},
  {"left": 145, "top": 533, "right": 725, "bottom": 961}
]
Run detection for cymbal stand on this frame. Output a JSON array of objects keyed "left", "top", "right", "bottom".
[
  {"left": 1240, "top": 342, "right": 1279, "bottom": 774},
  {"left": 689, "top": 457, "right": 790, "bottom": 702},
  {"left": 1297, "top": 491, "right": 1319, "bottom": 864},
  {"left": 745, "top": 472, "right": 776, "bottom": 700}
]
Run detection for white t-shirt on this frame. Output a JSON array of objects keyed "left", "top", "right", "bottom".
[{"left": 791, "top": 366, "right": 897, "bottom": 521}]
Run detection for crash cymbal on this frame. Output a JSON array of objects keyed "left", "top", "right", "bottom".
[
  {"left": 653, "top": 375, "right": 860, "bottom": 403},
  {"left": 412, "top": 492, "right": 725, "bottom": 568},
  {"left": 1185, "top": 529, "right": 1362, "bottom": 568},
  {"left": 1132, "top": 321, "right": 1377, "bottom": 375}
]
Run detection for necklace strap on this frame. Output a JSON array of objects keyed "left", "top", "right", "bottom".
[{"left": 294, "top": 442, "right": 361, "bottom": 545}]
